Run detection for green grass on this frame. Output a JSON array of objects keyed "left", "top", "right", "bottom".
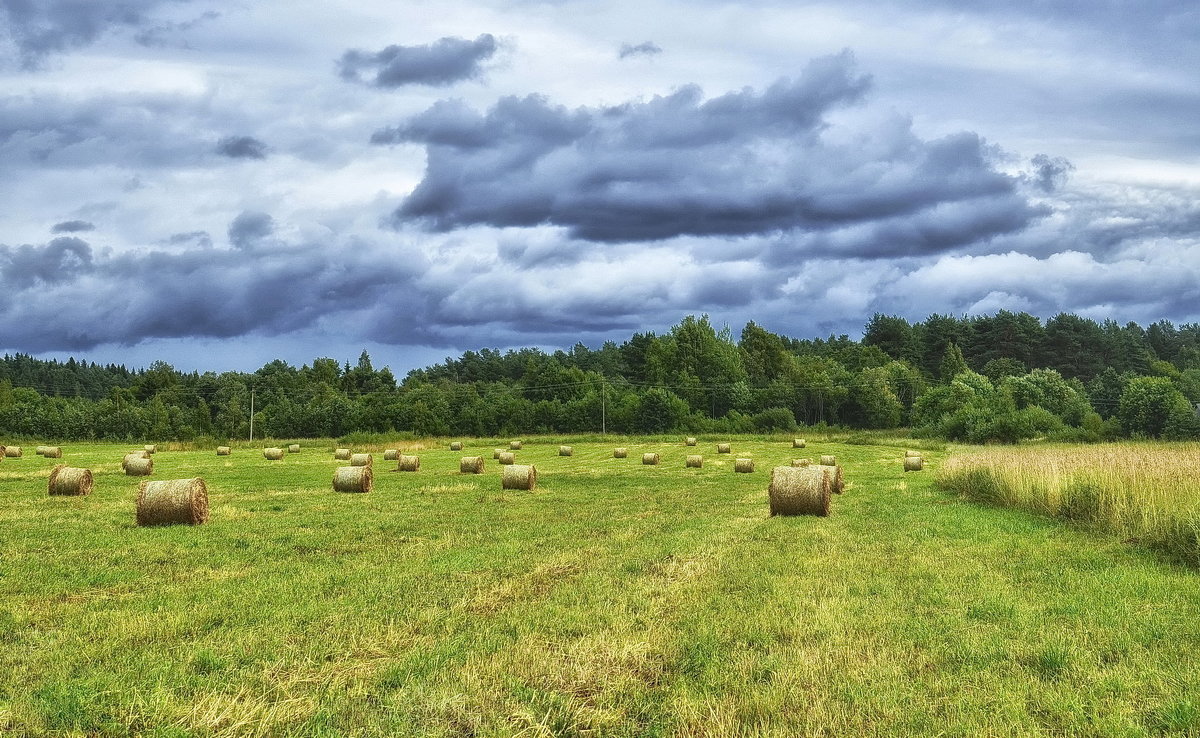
[{"left": 2, "top": 437, "right": 1200, "bottom": 736}]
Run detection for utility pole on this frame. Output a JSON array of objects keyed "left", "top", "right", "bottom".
[
  {"left": 600, "top": 379, "right": 606, "bottom": 435},
  {"left": 249, "top": 386, "right": 255, "bottom": 442}
]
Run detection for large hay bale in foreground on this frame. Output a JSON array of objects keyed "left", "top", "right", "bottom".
[
  {"left": 350, "top": 453, "right": 372, "bottom": 467},
  {"left": 333, "top": 465, "right": 372, "bottom": 493},
  {"left": 686, "top": 455, "right": 703, "bottom": 468},
  {"left": 793, "top": 438, "right": 806, "bottom": 448},
  {"left": 397, "top": 454, "right": 420, "bottom": 472},
  {"left": 735, "top": 458, "right": 755, "bottom": 473},
  {"left": 642, "top": 452, "right": 660, "bottom": 465},
  {"left": 3, "top": 446, "right": 20, "bottom": 458},
  {"left": 818, "top": 464, "right": 845, "bottom": 494},
  {"left": 819, "top": 455, "right": 836, "bottom": 467},
  {"left": 383, "top": 449, "right": 399, "bottom": 461},
  {"left": 333, "top": 448, "right": 351, "bottom": 460},
  {"left": 216, "top": 446, "right": 232, "bottom": 456},
  {"left": 450, "top": 441, "right": 463, "bottom": 451},
  {"left": 48, "top": 465, "right": 93, "bottom": 496},
  {"left": 263, "top": 447, "right": 284, "bottom": 460},
  {"left": 42, "top": 446, "right": 62, "bottom": 458},
  {"left": 559, "top": 445, "right": 573, "bottom": 457},
  {"left": 685, "top": 437, "right": 697, "bottom": 446},
  {"left": 136, "top": 478, "right": 208, "bottom": 525},
  {"left": 905, "top": 450, "right": 922, "bottom": 458},
  {"left": 904, "top": 456, "right": 924, "bottom": 472},
  {"left": 288, "top": 444, "right": 301, "bottom": 454},
  {"left": 144, "top": 445, "right": 157, "bottom": 455},
  {"left": 509, "top": 440, "right": 523, "bottom": 450},
  {"left": 613, "top": 448, "right": 628, "bottom": 458},
  {"left": 791, "top": 458, "right": 811, "bottom": 467},
  {"left": 502, "top": 464, "right": 537, "bottom": 490},
  {"left": 124, "top": 456, "right": 153, "bottom": 476},
  {"left": 769, "top": 466, "right": 831, "bottom": 517},
  {"left": 498, "top": 452, "right": 515, "bottom": 465},
  {"left": 460, "top": 456, "right": 485, "bottom": 474},
  {"left": 717, "top": 443, "right": 731, "bottom": 454}
]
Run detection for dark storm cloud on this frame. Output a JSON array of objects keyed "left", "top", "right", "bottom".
[
  {"left": 0, "top": 236, "right": 93, "bottom": 288},
  {"left": 1026, "top": 154, "right": 1074, "bottom": 194},
  {"left": 338, "top": 34, "right": 498, "bottom": 88},
  {"left": 619, "top": 41, "right": 662, "bottom": 59},
  {"left": 165, "top": 231, "right": 212, "bottom": 248},
  {"left": 215, "top": 135, "right": 268, "bottom": 160},
  {"left": 227, "top": 211, "right": 274, "bottom": 249},
  {"left": 0, "top": 0, "right": 188, "bottom": 69},
  {"left": 50, "top": 219, "right": 95, "bottom": 233},
  {"left": 379, "top": 52, "right": 1039, "bottom": 251}
]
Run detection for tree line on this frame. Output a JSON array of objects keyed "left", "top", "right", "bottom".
[{"left": 2, "top": 311, "right": 1198, "bottom": 443}]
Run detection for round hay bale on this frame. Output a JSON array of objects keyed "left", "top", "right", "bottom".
[
  {"left": 642, "top": 453, "right": 660, "bottom": 466},
  {"left": 818, "top": 464, "right": 845, "bottom": 494},
  {"left": 460, "top": 456, "right": 484, "bottom": 474},
  {"left": 350, "top": 453, "right": 372, "bottom": 467},
  {"left": 613, "top": 448, "right": 628, "bottom": 458},
  {"left": 216, "top": 446, "right": 231, "bottom": 456},
  {"left": 905, "top": 450, "right": 922, "bottom": 458},
  {"left": 791, "top": 458, "right": 811, "bottom": 467},
  {"left": 769, "top": 466, "right": 831, "bottom": 517},
  {"left": 3, "top": 445, "right": 20, "bottom": 458},
  {"left": 48, "top": 465, "right": 93, "bottom": 496},
  {"left": 793, "top": 438, "right": 806, "bottom": 448},
  {"left": 819, "top": 455, "right": 836, "bottom": 467},
  {"left": 735, "top": 458, "right": 755, "bottom": 473},
  {"left": 288, "top": 444, "right": 301, "bottom": 454},
  {"left": 137, "top": 478, "right": 208, "bottom": 525},
  {"left": 124, "top": 456, "right": 153, "bottom": 476},
  {"left": 35, "top": 445, "right": 50, "bottom": 455},
  {"left": 144, "top": 444, "right": 157, "bottom": 454},
  {"left": 0, "top": 445, "right": 4, "bottom": 460},
  {"left": 559, "top": 445, "right": 573, "bottom": 457},
  {"left": 717, "top": 443, "right": 731, "bottom": 454},
  {"left": 498, "top": 452, "right": 516, "bottom": 465},
  {"left": 685, "top": 437, "right": 697, "bottom": 446},
  {"left": 263, "top": 447, "right": 284, "bottom": 460},
  {"left": 904, "top": 456, "right": 924, "bottom": 472},
  {"left": 383, "top": 449, "right": 399, "bottom": 461},
  {"left": 397, "top": 454, "right": 420, "bottom": 472},
  {"left": 450, "top": 441, "right": 463, "bottom": 451},
  {"left": 493, "top": 448, "right": 504, "bottom": 459},
  {"left": 509, "top": 440, "right": 523, "bottom": 450},
  {"left": 333, "top": 465, "right": 373, "bottom": 493},
  {"left": 502, "top": 464, "right": 537, "bottom": 491},
  {"left": 122, "top": 452, "right": 146, "bottom": 468},
  {"left": 333, "top": 448, "right": 351, "bottom": 460},
  {"left": 686, "top": 454, "right": 703, "bottom": 468},
  {"left": 42, "top": 446, "right": 62, "bottom": 459}
]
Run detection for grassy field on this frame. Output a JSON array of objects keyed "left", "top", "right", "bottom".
[{"left": 2, "top": 436, "right": 1200, "bottom": 737}]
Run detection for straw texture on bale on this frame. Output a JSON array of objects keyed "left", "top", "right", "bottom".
[
  {"left": 333, "top": 448, "right": 351, "bottom": 460},
  {"left": 493, "top": 448, "right": 504, "bottom": 459},
  {"left": 128, "top": 449, "right": 150, "bottom": 459},
  {"left": 216, "top": 446, "right": 231, "bottom": 456},
  {"left": 559, "top": 445, "right": 573, "bottom": 456},
  {"left": 137, "top": 478, "right": 208, "bottom": 525},
  {"left": 288, "top": 444, "right": 301, "bottom": 453},
  {"left": 793, "top": 438, "right": 806, "bottom": 448},
  {"left": 350, "top": 453, "right": 372, "bottom": 467},
  {"left": 905, "top": 450, "right": 922, "bottom": 458},
  {"left": 450, "top": 441, "right": 463, "bottom": 451},
  {"left": 686, "top": 455, "right": 703, "bottom": 468},
  {"left": 502, "top": 464, "right": 537, "bottom": 491},
  {"left": 36, "top": 445, "right": 50, "bottom": 455},
  {"left": 818, "top": 463, "right": 845, "bottom": 494},
  {"left": 460, "top": 456, "right": 485, "bottom": 474},
  {"left": 124, "top": 456, "right": 153, "bottom": 476},
  {"left": 333, "top": 465, "right": 373, "bottom": 493},
  {"left": 769, "top": 465, "right": 831, "bottom": 517},
  {"left": 642, "top": 453, "right": 660, "bottom": 465},
  {"left": 717, "top": 443, "right": 731, "bottom": 454},
  {"left": 735, "top": 458, "right": 755, "bottom": 473},
  {"left": 498, "top": 452, "right": 515, "bottom": 465},
  {"left": 510, "top": 440, "right": 523, "bottom": 450},
  {"left": 904, "top": 456, "right": 924, "bottom": 472},
  {"left": 144, "top": 445, "right": 157, "bottom": 454},
  {"left": 48, "top": 465, "right": 93, "bottom": 496},
  {"left": 42, "top": 446, "right": 62, "bottom": 458},
  {"left": 397, "top": 455, "right": 420, "bottom": 472},
  {"left": 613, "top": 448, "right": 628, "bottom": 458},
  {"left": 791, "top": 458, "right": 811, "bottom": 467},
  {"left": 685, "top": 437, "right": 697, "bottom": 446},
  {"left": 383, "top": 449, "right": 399, "bottom": 460},
  {"left": 0, "top": 445, "right": 4, "bottom": 460},
  {"left": 263, "top": 447, "right": 284, "bottom": 460},
  {"left": 820, "top": 455, "right": 836, "bottom": 466},
  {"left": 3, "top": 446, "right": 20, "bottom": 458}
]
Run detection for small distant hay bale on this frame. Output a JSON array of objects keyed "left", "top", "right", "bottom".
[
  {"left": 904, "top": 456, "right": 924, "bottom": 472},
  {"left": 717, "top": 443, "right": 731, "bottom": 454},
  {"left": 502, "top": 464, "right": 537, "bottom": 490},
  {"left": 460, "top": 456, "right": 485, "bottom": 474},
  {"left": 144, "top": 445, "right": 157, "bottom": 454},
  {"left": 48, "top": 465, "right": 93, "bottom": 496},
  {"left": 685, "top": 437, "right": 697, "bottom": 446},
  {"left": 350, "top": 453, "right": 373, "bottom": 467},
  {"left": 36, "top": 445, "right": 50, "bottom": 455},
  {"left": 559, "top": 445, "right": 573, "bottom": 457},
  {"left": 397, "top": 454, "right": 420, "bottom": 472},
  {"left": 334, "top": 448, "right": 351, "bottom": 460},
  {"left": 819, "top": 455, "right": 836, "bottom": 466},
  {"left": 263, "top": 448, "right": 284, "bottom": 460},
  {"left": 818, "top": 463, "right": 845, "bottom": 494},
  {"left": 216, "top": 446, "right": 231, "bottom": 456},
  {"left": 769, "top": 465, "right": 831, "bottom": 517},
  {"left": 493, "top": 448, "right": 504, "bottom": 459},
  {"left": 333, "top": 465, "right": 373, "bottom": 494},
  {"left": 450, "top": 441, "right": 463, "bottom": 451},
  {"left": 686, "top": 455, "right": 703, "bottom": 468},
  {"left": 642, "top": 452, "right": 660, "bottom": 465},
  {"left": 613, "top": 448, "right": 628, "bottom": 458},
  {"left": 136, "top": 477, "right": 208, "bottom": 525},
  {"left": 793, "top": 438, "right": 806, "bottom": 448},
  {"left": 288, "top": 444, "right": 301, "bottom": 454},
  {"left": 498, "top": 452, "right": 516, "bottom": 465},
  {"left": 124, "top": 455, "right": 153, "bottom": 476},
  {"left": 791, "top": 458, "right": 811, "bottom": 467},
  {"left": 42, "top": 446, "right": 62, "bottom": 458},
  {"left": 3, "top": 446, "right": 20, "bottom": 458},
  {"left": 905, "top": 450, "right": 922, "bottom": 458},
  {"left": 383, "top": 449, "right": 399, "bottom": 460},
  {"left": 735, "top": 458, "right": 755, "bottom": 473},
  {"left": 509, "top": 440, "right": 523, "bottom": 450}
]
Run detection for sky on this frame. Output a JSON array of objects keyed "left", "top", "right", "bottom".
[{"left": 1, "top": 0, "right": 1198, "bottom": 375}]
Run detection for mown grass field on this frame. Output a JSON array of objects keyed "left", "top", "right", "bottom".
[{"left": 2, "top": 436, "right": 1200, "bottom": 737}]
